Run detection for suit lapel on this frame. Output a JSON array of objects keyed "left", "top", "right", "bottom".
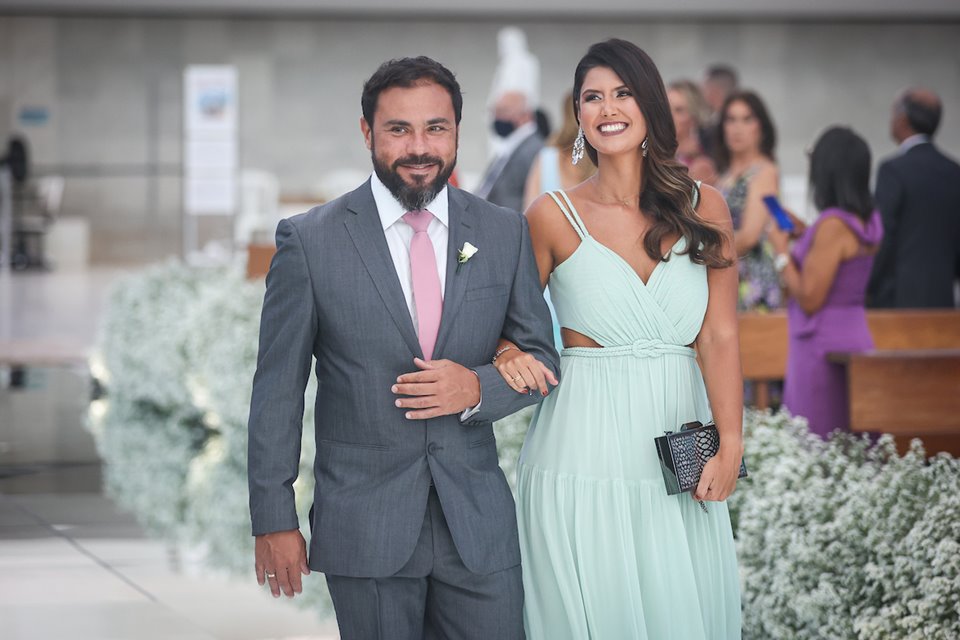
[
  {"left": 433, "top": 187, "right": 474, "bottom": 359},
  {"left": 343, "top": 180, "right": 422, "bottom": 358}
]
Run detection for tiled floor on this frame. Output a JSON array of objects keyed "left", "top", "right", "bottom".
[{"left": 0, "top": 464, "right": 339, "bottom": 640}]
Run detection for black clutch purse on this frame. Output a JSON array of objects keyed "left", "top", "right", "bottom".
[{"left": 654, "top": 421, "right": 748, "bottom": 501}]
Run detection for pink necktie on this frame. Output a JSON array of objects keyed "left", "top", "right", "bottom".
[{"left": 403, "top": 209, "right": 443, "bottom": 360}]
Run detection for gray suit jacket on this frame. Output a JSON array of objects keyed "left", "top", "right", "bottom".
[
  {"left": 248, "top": 180, "right": 559, "bottom": 578},
  {"left": 482, "top": 132, "right": 544, "bottom": 214}
]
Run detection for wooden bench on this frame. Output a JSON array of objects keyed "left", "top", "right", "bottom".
[
  {"left": 739, "top": 310, "right": 960, "bottom": 455},
  {"left": 828, "top": 349, "right": 960, "bottom": 455},
  {"left": 246, "top": 243, "right": 276, "bottom": 279}
]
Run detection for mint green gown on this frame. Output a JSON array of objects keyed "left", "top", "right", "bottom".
[{"left": 516, "top": 190, "right": 742, "bottom": 639}]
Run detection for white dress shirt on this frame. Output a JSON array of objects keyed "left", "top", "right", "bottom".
[
  {"left": 370, "top": 173, "right": 481, "bottom": 420},
  {"left": 371, "top": 172, "right": 449, "bottom": 331},
  {"left": 899, "top": 133, "right": 930, "bottom": 155}
]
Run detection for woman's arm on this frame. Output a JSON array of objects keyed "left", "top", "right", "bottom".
[
  {"left": 492, "top": 194, "right": 564, "bottom": 394},
  {"left": 769, "top": 217, "right": 855, "bottom": 315},
  {"left": 733, "top": 164, "right": 778, "bottom": 256},
  {"left": 693, "top": 185, "right": 744, "bottom": 502}
]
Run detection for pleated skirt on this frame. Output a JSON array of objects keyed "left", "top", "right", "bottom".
[{"left": 516, "top": 349, "right": 742, "bottom": 639}]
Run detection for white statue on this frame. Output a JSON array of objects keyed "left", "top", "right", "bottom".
[{"left": 489, "top": 26, "right": 540, "bottom": 111}]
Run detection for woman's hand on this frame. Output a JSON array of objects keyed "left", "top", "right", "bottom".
[
  {"left": 785, "top": 209, "right": 807, "bottom": 239},
  {"left": 694, "top": 438, "right": 743, "bottom": 502},
  {"left": 494, "top": 347, "right": 559, "bottom": 396}
]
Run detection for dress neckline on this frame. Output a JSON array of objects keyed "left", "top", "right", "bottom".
[{"left": 556, "top": 190, "right": 685, "bottom": 287}]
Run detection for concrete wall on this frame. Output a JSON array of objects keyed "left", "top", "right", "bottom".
[{"left": 1, "top": 15, "right": 958, "bottom": 263}]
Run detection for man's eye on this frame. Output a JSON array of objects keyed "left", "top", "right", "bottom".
[
  {"left": 390, "top": 127, "right": 407, "bottom": 134},
  {"left": 429, "top": 126, "right": 447, "bottom": 132}
]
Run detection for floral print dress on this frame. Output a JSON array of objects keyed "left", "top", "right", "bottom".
[{"left": 722, "top": 168, "right": 782, "bottom": 311}]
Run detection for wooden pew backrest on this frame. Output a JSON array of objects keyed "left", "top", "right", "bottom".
[{"left": 738, "top": 309, "right": 960, "bottom": 382}]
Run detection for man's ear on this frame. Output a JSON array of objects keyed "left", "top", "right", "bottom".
[{"left": 360, "top": 116, "right": 373, "bottom": 151}]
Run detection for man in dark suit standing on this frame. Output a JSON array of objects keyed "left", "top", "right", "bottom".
[
  {"left": 247, "top": 57, "right": 559, "bottom": 639},
  {"left": 868, "top": 88, "right": 960, "bottom": 308},
  {"left": 474, "top": 90, "right": 544, "bottom": 214}
]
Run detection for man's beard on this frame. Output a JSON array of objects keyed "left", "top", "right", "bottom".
[{"left": 372, "top": 147, "right": 456, "bottom": 212}]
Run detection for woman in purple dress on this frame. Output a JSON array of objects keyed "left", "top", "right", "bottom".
[{"left": 769, "top": 127, "right": 883, "bottom": 438}]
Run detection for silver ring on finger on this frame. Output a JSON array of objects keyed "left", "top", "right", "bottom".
[
  {"left": 512, "top": 375, "right": 523, "bottom": 383},
  {"left": 265, "top": 572, "right": 276, "bottom": 579}
]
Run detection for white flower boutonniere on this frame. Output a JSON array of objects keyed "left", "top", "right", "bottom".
[{"left": 457, "top": 242, "right": 478, "bottom": 273}]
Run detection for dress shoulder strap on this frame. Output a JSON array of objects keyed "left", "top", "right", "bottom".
[
  {"left": 691, "top": 180, "right": 702, "bottom": 210},
  {"left": 547, "top": 190, "right": 589, "bottom": 239}
]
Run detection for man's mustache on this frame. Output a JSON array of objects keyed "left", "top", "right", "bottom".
[{"left": 392, "top": 155, "right": 444, "bottom": 170}]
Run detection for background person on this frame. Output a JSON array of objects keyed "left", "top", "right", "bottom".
[
  {"left": 770, "top": 126, "right": 883, "bottom": 438},
  {"left": 668, "top": 79, "right": 717, "bottom": 185},
  {"left": 867, "top": 88, "right": 960, "bottom": 308},
  {"left": 699, "top": 64, "right": 739, "bottom": 158},
  {"left": 475, "top": 89, "right": 544, "bottom": 213},
  {"left": 715, "top": 90, "right": 782, "bottom": 311}
]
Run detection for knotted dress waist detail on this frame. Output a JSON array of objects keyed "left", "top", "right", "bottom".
[{"left": 562, "top": 339, "right": 696, "bottom": 360}]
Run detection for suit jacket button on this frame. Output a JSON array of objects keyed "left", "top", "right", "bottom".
[{"left": 427, "top": 443, "right": 438, "bottom": 455}]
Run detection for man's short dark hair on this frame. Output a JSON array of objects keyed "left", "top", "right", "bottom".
[
  {"left": 705, "top": 64, "right": 739, "bottom": 91},
  {"left": 361, "top": 57, "right": 463, "bottom": 127},
  {"left": 899, "top": 91, "right": 942, "bottom": 137}
]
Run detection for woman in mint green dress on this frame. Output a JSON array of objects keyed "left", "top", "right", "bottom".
[{"left": 493, "top": 40, "right": 744, "bottom": 639}]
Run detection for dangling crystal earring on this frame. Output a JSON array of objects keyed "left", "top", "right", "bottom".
[
  {"left": 572, "top": 128, "right": 585, "bottom": 165},
  {"left": 642, "top": 137, "right": 649, "bottom": 158}
]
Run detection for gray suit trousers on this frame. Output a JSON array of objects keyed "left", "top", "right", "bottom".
[{"left": 326, "top": 487, "right": 524, "bottom": 640}]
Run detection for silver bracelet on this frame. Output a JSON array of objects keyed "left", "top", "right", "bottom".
[
  {"left": 774, "top": 252, "right": 790, "bottom": 273},
  {"left": 492, "top": 345, "right": 515, "bottom": 364}
]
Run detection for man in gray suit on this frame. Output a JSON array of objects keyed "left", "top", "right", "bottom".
[
  {"left": 248, "top": 57, "right": 559, "bottom": 639},
  {"left": 474, "top": 91, "right": 544, "bottom": 214}
]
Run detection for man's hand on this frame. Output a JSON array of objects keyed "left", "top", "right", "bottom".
[
  {"left": 255, "top": 529, "right": 310, "bottom": 598},
  {"left": 393, "top": 358, "right": 481, "bottom": 419}
]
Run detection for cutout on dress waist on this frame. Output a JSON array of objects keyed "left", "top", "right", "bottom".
[{"left": 561, "top": 327, "right": 603, "bottom": 349}]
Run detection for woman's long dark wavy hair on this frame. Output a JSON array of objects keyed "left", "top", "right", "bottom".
[{"left": 572, "top": 39, "right": 730, "bottom": 268}]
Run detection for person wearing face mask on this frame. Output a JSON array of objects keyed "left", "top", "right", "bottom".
[{"left": 474, "top": 89, "right": 545, "bottom": 213}]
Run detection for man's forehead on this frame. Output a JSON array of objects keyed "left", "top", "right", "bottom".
[
  {"left": 379, "top": 81, "right": 447, "bottom": 102},
  {"left": 375, "top": 83, "right": 455, "bottom": 121}
]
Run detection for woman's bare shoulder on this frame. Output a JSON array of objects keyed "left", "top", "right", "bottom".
[
  {"left": 752, "top": 160, "right": 780, "bottom": 182},
  {"left": 696, "top": 184, "right": 733, "bottom": 227}
]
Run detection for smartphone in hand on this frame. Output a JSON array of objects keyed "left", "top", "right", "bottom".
[{"left": 762, "top": 195, "right": 795, "bottom": 232}]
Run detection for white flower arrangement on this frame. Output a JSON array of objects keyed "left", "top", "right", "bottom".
[
  {"left": 732, "top": 409, "right": 960, "bottom": 639},
  {"left": 90, "top": 264, "right": 960, "bottom": 635}
]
